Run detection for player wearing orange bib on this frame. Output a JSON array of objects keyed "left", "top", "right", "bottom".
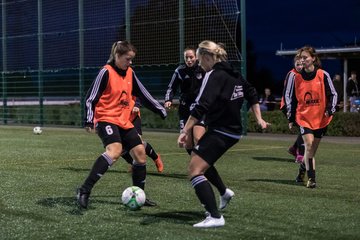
[
  {"left": 284, "top": 46, "right": 337, "bottom": 188},
  {"left": 77, "top": 41, "right": 166, "bottom": 208}
]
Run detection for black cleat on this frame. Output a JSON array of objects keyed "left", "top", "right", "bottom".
[
  {"left": 144, "top": 198, "right": 157, "bottom": 207},
  {"left": 76, "top": 187, "right": 90, "bottom": 209}
]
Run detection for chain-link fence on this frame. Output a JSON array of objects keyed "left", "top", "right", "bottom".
[{"left": 1, "top": 0, "right": 242, "bottom": 126}]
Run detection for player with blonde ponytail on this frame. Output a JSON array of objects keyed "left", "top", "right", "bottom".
[{"left": 178, "top": 40, "right": 270, "bottom": 228}]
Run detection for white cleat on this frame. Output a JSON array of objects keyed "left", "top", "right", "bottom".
[
  {"left": 219, "top": 188, "right": 234, "bottom": 210},
  {"left": 193, "top": 215, "right": 225, "bottom": 228}
]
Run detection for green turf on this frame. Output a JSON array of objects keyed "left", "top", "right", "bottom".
[{"left": 0, "top": 126, "right": 359, "bottom": 239}]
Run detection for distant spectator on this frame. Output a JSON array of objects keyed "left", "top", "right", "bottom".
[
  {"left": 332, "top": 73, "right": 343, "bottom": 111},
  {"left": 259, "top": 88, "right": 276, "bottom": 111},
  {"left": 346, "top": 70, "right": 359, "bottom": 112}
]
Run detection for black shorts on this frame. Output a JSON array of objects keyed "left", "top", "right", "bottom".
[
  {"left": 194, "top": 115, "right": 206, "bottom": 127},
  {"left": 299, "top": 126, "right": 328, "bottom": 138},
  {"left": 178, "top": 103, "right": 191, "bottom": 129},
  {"left": 192, "top": 130, "right": 238, "bottom": 165},
  {"left": 96, "top": 122, "right": 142, "bottom": 150}
]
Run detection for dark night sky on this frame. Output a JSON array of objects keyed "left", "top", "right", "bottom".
[{"left": 246, "top": 0, "right": 360, "bottom": 85}]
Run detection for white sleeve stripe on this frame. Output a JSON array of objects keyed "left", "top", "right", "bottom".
[
  {"left": 134, "top": 74, "right": 167, "bottom": 116},
  {"left": 324, "top": 71, "right": 338, "bottom": 113},
  {"left": 284, "top": 72, "right": 296, "bottom": 114},
  {"left": 194, "top": 70, "right": 213, "bottom": 105},
  {"left": 85, "top": 68, "right": 107, "bottom": 122},
  {"left": 165, "top": 70, "right": 179, "bottom": 101}
]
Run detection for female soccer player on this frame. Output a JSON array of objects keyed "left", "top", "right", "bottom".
[
  {"left": 280, "top": 54, "right": 306, "bottom": 181},
  {"left": 284, "top": 45, "right": 337, "bottom": 188},
  {"left": 164, "top": 47, "right": 206, "bottom": 154},
  {"left": 77, "top": 40, "right": 167, "bottom": 209},
  {"left": 178, "top": 40, "right": 269, "bottom": 228}
]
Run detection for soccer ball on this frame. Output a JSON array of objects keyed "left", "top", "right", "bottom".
[
  {"left": 121, "top": 186, "right": 146, "bottom": 210},
  {"left": 33, "top": 126, "right": 42, "bottom": 135}
]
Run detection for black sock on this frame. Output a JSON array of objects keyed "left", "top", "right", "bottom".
[
  {"left": 205, "top": 166, "right": 226, "bottom": 195},
  {"left": 191, "top": 175, "right": 221, "bottom": 218},
  {"left": 121, "top": 151, "right": 133, "bottom": 165},
  {"left": 297, "top": 135, "right": 305, "bottom": 155},
  {"left": 132, "top": 163, "right": 146, "bottom": 190},
  {"left": 299, "top": 162, "right": 306, "bottom": 172},
  {"left": 307, "top": 158, "right": 316, "bottom": 179},
  {"left": 144, "top": 141, "right": 158, "bottom": 160},
  {"left": 82, "top": 153, "right": 112, "bottom": 192}
]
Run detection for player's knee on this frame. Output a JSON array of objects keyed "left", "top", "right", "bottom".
[
  {"left": 130, "top": 145, "right": 147, "bottom": 164},
  {"left": 105, "top": 143, "right": 123, "bottom": 161},
  {"left": 188, "top": 164, "right": 205, "bottom": 178}
]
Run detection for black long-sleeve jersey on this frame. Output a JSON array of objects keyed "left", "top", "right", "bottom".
[
  {"left": 84, "top": 63, "right": 166, "bottom": 126},
  {"left": 164, "top": 62, "right": 205, "bottom": 106},
  {"left": 191, "top": 62, "right": 259, "bottom": 136}
]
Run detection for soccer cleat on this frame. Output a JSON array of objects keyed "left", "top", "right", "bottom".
[
  {"left": 287, "top": 146, "right": 297, "bottom": 157},
  {"left": 306, "top": 178, "right": 316, "bottom": 188},
  {"left": 219, "top": 188, "right": 234, "bottom": 210},
  {"left": 144, "top": 198, "right": 157, "bottom": 207},
  {"left": 154, "top": 154, "right": 164, "bottom": 173},
  {"left": 193, "top": 215, "right": 225, "bottom": 228},
  {"left": 76, "top": 187, "right": 90, "bottom": 209}
]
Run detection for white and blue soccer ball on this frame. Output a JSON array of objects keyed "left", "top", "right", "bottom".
[
  {"left": 33, "top": 126, "right": 43, "bottom": 135},
  {"left": 121, "top": 186, "right": 146, "bottom": 210}
]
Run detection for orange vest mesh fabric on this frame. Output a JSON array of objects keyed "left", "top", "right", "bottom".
[
  {"left": 294, "top": 69, "right": 333, "bottom": 129},
  {"left": 94, "top": 65, "right": 135, "bottom": 129}
]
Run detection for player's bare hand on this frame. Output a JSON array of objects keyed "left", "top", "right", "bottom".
[
  {"left": 164, "top": 101, "right": 172, "bottom": 109},
  {"left": 132, "top": 107, "right": 140, "bottom": 113},
  {"left": 177, "top": 131, "right": 188, "bottom": 148},
  {"left": 85, "top": 123, "right": 95, "bottom": 133},
  {"left": 85, "top": 127, "right": 93, "bottom": 133},
  {"left": 258, "top": 119, "right": 271, "bottom": 130}
]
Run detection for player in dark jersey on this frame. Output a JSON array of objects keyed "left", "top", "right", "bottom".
[
  {"left": 164, "top": 47, "right": 206, "bottom": 154},
  {"left": 280, "top": 54, "right": 306, "bottom": 182},
  {"left": 284, "top": 45, "right": 337, "bottom": 188},
  {"left": 178, "top": 40, "right": 269, "bottom": 228},
  {"left": 76, "top": 41, "right": 166, "bottom": 209}
]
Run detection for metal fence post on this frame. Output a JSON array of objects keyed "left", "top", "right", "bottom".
[
  {"left": 38, "top": 0, "right": 44, "bottom": 126},
  {"left": 179, "top": 0, "right": 184, "bottom": 64},
  {"left": 2, "top": 0, "right": 7, "bottom": 124},
  {"left": 79, "top": 0, "right": 84, "bottom": 126}
]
